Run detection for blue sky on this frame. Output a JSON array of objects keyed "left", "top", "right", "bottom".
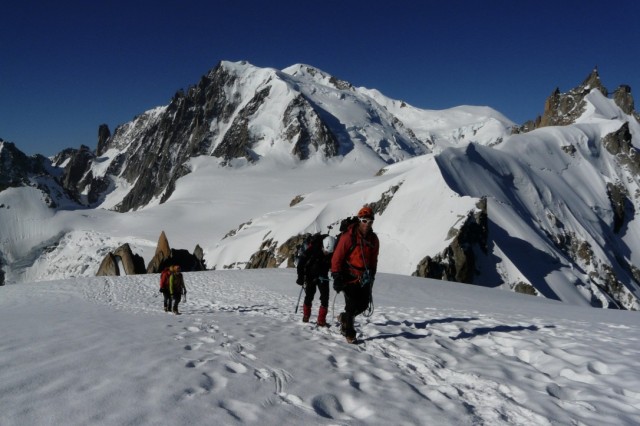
[{"left": 2, "top": 0, "right": 639, "bottom": 156}]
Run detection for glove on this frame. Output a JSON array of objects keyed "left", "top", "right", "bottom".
[
  {"left": 332, "top": 272, "right": 344, "bottom": 293},
  {"left": 159, "top": 288, "right": 163, "bottom": 293},
  {"left": 296, "top": 276, "right": 304, "bottom": 286}
]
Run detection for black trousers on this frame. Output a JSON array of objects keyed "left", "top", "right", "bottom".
[
  {"left": 172, "top": 293, "right": 182, "bottom": 311},
  {"left": 162, "top": 290, "right": 172, "bottom": 310},
  {"left": 343, "top": 282, "right": 371, "bottom": 317},
  {"left": 304, "top": 278, "right": 330, "bottom": 307}
]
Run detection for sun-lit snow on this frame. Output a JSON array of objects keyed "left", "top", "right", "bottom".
[
  {"left": 2, "top": 61, "right": 640, "bottom": 424},
  {"left": 1, "top": 269, "right": 639, "bottom": 425}
]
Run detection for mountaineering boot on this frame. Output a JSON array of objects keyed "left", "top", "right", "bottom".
[
  {"left": 173, "top": 308, "right": 181, "bottom": 315},
  {"left": 338, "top": 313, "right": 347, "bottom": 335},
  {"left": 302, "top": 304, "right": 311, "bottom": 323},
  {"left": 342, "top": 313, "right": 356, "bottom": 343},
  {"left": 317, "top": 306, "right": 328, "bottom": 327}
]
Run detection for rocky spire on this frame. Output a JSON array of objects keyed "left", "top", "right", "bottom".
[
  {"left": 580, "top": 67, "right": 608, "bottom": 96},
  {"left": 97, "top": 124, "right": 111, "bottom": 156},
  {"left": 613, "top": 84, "right": 635, "bottom": 115},
  {"left": 535, "top": 68, "right": 610, "bottom": 129}
]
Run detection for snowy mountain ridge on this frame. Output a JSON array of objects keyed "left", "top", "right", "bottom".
[{"left": 1, "top": 62, "right": 640, "bottom": 310}]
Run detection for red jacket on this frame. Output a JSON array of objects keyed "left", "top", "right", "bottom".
[{"left": 331, "top": 224, "right": 379, "bottom": 284}]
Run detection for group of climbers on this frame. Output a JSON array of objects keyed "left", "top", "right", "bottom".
[
  {"left": 159, "top": 265, "right": 187, "bottom": 315},
  {"left": 157, "top": 205, "right": 379, "bottom": 343},
  {"left": 296, "top": 205, "right": 379, "bottom": 343}
]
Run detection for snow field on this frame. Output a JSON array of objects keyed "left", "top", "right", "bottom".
[{"left": 2, "top": 269, "right": 638, "bottom": 425}]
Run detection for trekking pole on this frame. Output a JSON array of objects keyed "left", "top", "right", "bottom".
[
  {"left": 332, "top": 292, "right": 339, "bottom": 322},
  {"left": 294, "top": 284, "right": 304, "bottom": 313}
]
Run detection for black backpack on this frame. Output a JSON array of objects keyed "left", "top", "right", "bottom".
[
  {"left": 294, "top": 233, "right": 326, "bottom": 267},
  {"left": 335, "top": 216, "right": 359, "bottom": 255}
]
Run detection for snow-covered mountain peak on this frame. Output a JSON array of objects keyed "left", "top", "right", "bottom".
[
  {"left": 282, "top": 63, "right": 354, "bottom": 91},
  {"left": 2, "top": 63, "right": 639, "bottom": 311}
]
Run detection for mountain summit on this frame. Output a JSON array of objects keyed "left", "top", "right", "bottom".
[
  {"left": 49, "top": 60, "right": 512, "bottom": 212},
  {"left": 1, "top": 62, "right": 639, "bottom": 310}
]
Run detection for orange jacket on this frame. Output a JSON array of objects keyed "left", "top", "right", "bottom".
[{"left": 331, "top": 224, "right": 379, "bottom": 284}]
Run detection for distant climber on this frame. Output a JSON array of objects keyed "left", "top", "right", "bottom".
[{"left": 296, "top": 234, "right": 336, "bottom": 326}]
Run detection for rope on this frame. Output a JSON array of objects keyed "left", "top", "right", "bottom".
[{"left": 358, "top": 232, "right": 375, "bottom": 318}]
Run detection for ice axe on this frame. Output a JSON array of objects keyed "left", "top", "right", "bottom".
[{"left": 294, "top": 284, "right": 305, "bottom": 313}]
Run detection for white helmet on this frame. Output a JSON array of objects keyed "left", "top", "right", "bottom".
[{"left": 322, "top": 236, "right": 336, "bottom": 253}]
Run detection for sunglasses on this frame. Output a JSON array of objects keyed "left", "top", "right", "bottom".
[{"left": 359, "top": 218, "right": 374, "bottom": 224}]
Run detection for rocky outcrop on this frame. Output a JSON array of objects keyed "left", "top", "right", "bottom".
[
  {"left": 113, "top": 244, "right": 146, "bottom": 275},
  {"left": 144, "top": 231, "right": 206, "bottom": 273},
  {"left": 515, "top": 69, "right": 636, "bottom": 133},
  {"left": 245, "top": 233, "right": 308, "bottom": 270},
  {"left": 146, "top": 231, "right": 172, "bottom": 273},
  {"left": 602, "top": 122, "right": 640, "bottom": 175},
  {"left": 60, "top": 145, "right": 95, "bottom": 204},
  {"left": 0, "top": 140, "right": 66, "bottom": 208},
  {"left": 193, "top": 245, "right": 206, "bottom": 270},
  {"left": 0, "top": 140, "right": 48, "bottom": 191},
  {"left": 606, "top": 182, "right": 634, "bottom": 234},
  {"left": 96, "top": 244, "right": 146, "bottom": 276},
  {"left": 97, "top": 124, "right": 111, "bottom": 156},
  {"left": 413, "top": 198, "right": 488, "bottom": 283},
  {"left": 96, "top": 253, "right": 119, "bottom": 276},
  {"left": 613, "top": 85, "right": 635, "bottom": 115},
  {"left": 169, "top": 247, "right": 207, "bottom": 272},
  {"left": 285, "top": 94, "right": 339, "bottom": 160},
  {"left": 96, "top": 232, "right": 205, "bottom": 276},
  {"left": 246, "top": 239, "right": 280, "bottom": 269},
  {"left": 538, "top": 69, "right": 607, "bottom": 128}
]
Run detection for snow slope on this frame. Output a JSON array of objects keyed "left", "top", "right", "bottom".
[{"left": 1, "top": 269, "right": 639, "bottom": 425}]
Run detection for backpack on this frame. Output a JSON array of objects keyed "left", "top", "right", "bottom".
[
  {"left": 159, "top": 268, "right": 170, "bottom": 290},
  {"left": 294, "top": 233, "right": 326, "bottom": 267},
  {"left": 336, "top": 216, "right": 359, "bottom": 255}
]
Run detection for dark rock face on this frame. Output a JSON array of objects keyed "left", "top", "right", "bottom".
[
  {"left": 213, "top": 86, "right": 271, "bottom": 162},
  {"left": 413, "top": 198, "right": 488, "bottom": 283},
  {"left": 284, "top": 94, "right": 339, "bottom": 160},
  {"left": 247, "top": 239, "right": 280, "bottom": 269},
  {"left": 0, "top": 140, "right": 68, "bottom": 208},
  {"left": 169, "top": 248, "right": 206, "bottom": 272},
  {"left": 193, "top": 245, "right": 206, "bottom": 270},
  {"left": 97, "top": 124, "right": 111, "bottom": 156},
  {"left": 60, "top": 145, "right": 95, "bottom": 203},
  {"left": 613, "top": 85, "right": 635, "bottom": 115},
  {"left": 0, "top": 140, "right": 48, "bottom": 191},
  {"left": 606, "top": 182, "right": 634, "bottom": 234},
  {"left": 603, "top": 122, "right": 640, "bottom": 175}
]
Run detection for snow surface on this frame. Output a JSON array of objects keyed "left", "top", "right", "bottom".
[{"left": 1, "top": 269, "right": 639, "bottom": 425}]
